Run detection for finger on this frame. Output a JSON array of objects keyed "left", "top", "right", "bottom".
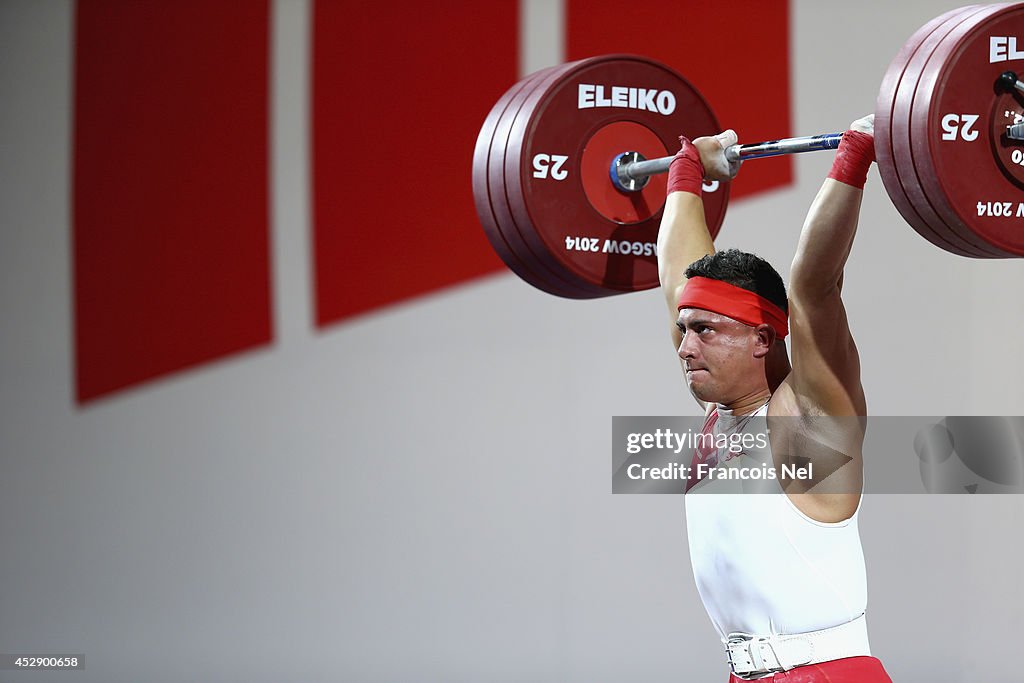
[
  {"left": 715, "top": 129, "right": 739, "bottom": 148},
  {"left": 849, "top": 114, "right": 874, "bottom": 135}
]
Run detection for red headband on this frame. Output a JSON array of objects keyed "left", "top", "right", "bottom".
[{"left": 677, "top": 277, "right": 789, "bottom": 339}]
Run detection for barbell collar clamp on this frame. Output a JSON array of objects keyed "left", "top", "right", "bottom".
[{"left": 998, "top": 70, "right": 1024, "bottom": 94}]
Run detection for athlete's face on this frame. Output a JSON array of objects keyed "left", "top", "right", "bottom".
[{"left": 676, "top": 307, "right": 770, "bottom": 403}]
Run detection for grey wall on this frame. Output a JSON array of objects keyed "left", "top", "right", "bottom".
[{"left": 1, "top": 1, "right": 1022, "bottom": 681}]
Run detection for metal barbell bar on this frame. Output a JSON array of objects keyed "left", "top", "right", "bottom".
[
  {"left": 610, "top": 66, "right": 1024, "bottom": 193},
  {"left": 609, "top": 133, "right": 844, "bottom": 192}
]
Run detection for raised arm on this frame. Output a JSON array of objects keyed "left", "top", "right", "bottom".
[
  {"left": 785, "top": 116, "right": 875, "bottom": 416},
  {"left": 657, "top": 131, "right": 741, "bottom": 351}
]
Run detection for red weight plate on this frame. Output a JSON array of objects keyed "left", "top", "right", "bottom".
[
  {"left": 473, "top": 68, "right": 574, "bottom": 296},
  {"left": 495, "top": 56, "right": 638, "bottom": 296},
  {"left": 913, "top": 4, "right": 1024, "bottom": 256},
  {"left": 890, "top": 6, "right": 998, "bottom": 257},
  {"left": 495, "top": 63, "right": 617, "bottom": 297},
  {"left": 476, "top": 66, "right": 596, "bottom": 296},
  {"left": 506, "top": 55, "right": 728, "bottom": 294},
  {"left": 488, "top": 61, "right": 612, "bottom": 297},
  {"left": 890, "top": 5, "right": 1000, "bottom": 256},
  {"left": 904, "top": 5, "right": 1014, "bottom": 256},
  {"left": 493, "top": 58, "right": 661, "bottom": 297},
  {"left": 876, "top": 5, "right": 985, "bottom": 256},
  {"left": 475, "top": 66, "right": 589, "bottom": 296}
]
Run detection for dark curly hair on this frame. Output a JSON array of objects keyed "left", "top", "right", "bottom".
[{"left": 684, "top": 249, "right": 788, "bottom": 314}]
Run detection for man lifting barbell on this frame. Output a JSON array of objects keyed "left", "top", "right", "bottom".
[
  {"left": 659, "top": 118, "right": 891, "bottom": 681},
  {"left": 471, "top": 4, "right": 1024, "bottom": 678}
]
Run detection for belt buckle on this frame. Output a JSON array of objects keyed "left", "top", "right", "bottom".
[
  {"left": 725, "top": 632, "right": 783, "bottom": 679},
  {"left": 725, "top": 633, "right": 757, "bottom": 677}
]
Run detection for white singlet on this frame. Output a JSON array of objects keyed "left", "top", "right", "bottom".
[{"left": 684, "top": 402, "right": 868, "bottom": 639}]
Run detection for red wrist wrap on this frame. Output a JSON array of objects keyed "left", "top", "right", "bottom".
[
  {"left": 667, "top": 136, "right": 704, "bottom": 196},
  {"left": 827, "top": 130, "right": 875, "bottom": 189}
]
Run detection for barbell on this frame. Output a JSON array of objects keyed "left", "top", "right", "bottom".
[{"left": 471, "top": 3, "right": 1024, "bottom": 298}]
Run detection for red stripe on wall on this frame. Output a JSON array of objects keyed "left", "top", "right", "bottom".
[
  {"left": 312, "top": 0, "right": 515, "bottom": 326},
  {"left": 567, "top": 0, "right": 793, "bottom": 200},
  {"left": 73, "top": 0, "right": 272, "bottom": 403}
]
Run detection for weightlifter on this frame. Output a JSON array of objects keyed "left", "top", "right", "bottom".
[{"left": 658, "top": 115, "right": 893, "bottom": 681}]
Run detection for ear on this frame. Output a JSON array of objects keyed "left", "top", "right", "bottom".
[{"left": 752, "top": 324, "right": 776, "bottom": 359}]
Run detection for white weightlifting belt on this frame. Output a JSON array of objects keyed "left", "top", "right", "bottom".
[{"left": 724, "top": 613, "right": 870, "bottom": 679}]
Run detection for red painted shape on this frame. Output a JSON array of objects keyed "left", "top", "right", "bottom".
[
  {"left": 581, "top": 121, "right": 668, "bottom": 224},
  {"left": 567, "top": 0, "right": 793, "bottom": 200},
  {"left": 312, "top": 0, "right": 516, "bottom": 326},
  {"left": 74, "top": 0, "right": 271, "bottom": 403}
]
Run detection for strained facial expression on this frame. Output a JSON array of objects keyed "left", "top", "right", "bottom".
[{"left": 676, "top": 307, "right": 764, "bottom": 403}]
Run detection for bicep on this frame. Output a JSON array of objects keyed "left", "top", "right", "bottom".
[
  {"left": 655, "top": 193, "right": 715, "bottom": 410},
  {"left": 786, "top": 291, "right": 864, "bottom": 414},
  {"left": 657, "top": 194, "right": 713, "bottom": 327}
]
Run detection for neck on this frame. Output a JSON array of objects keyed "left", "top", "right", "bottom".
[
  {"left": 766, "top": 341, "right": 792, "bottom": 394},
  {"left": 719, "top": 388, "right": 772, "bottom": 415},
  {"left": 718, "top": 347, "right": 786, "bottom": 415}
]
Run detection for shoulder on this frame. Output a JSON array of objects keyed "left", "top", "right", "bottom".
[{"left": 769, "top": 374, "right": 867, "bottom": 418}]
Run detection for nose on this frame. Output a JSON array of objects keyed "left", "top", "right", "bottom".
[{"left": 678, "top": 329, "right": 697, "bottom": 360}]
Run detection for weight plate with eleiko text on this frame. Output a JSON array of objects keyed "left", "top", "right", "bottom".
[
  {"left": 489, "top": 60, "right": 614, "bottom": 297},
  {"left": 473, "top": 66, "right": 581, "bottom": 296},
  {"left": 481, "top": 63, "right": 606, "bottom": 296},
  {"left": 912, "top": 2, "right": 1024, "bottom": 256},
  {"left": 504, "top": 55, "right": 727, "bottom": 295},
  {"left": 876, "top": 5, "right": 988, "bottom": 257},
  {"left": 889, "top": 5, "right": 1003, "bottom": 256}
]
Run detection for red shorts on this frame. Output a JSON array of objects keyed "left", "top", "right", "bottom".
[{"left": 727, "top": 656, "right": 891, "bottom": 682}]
